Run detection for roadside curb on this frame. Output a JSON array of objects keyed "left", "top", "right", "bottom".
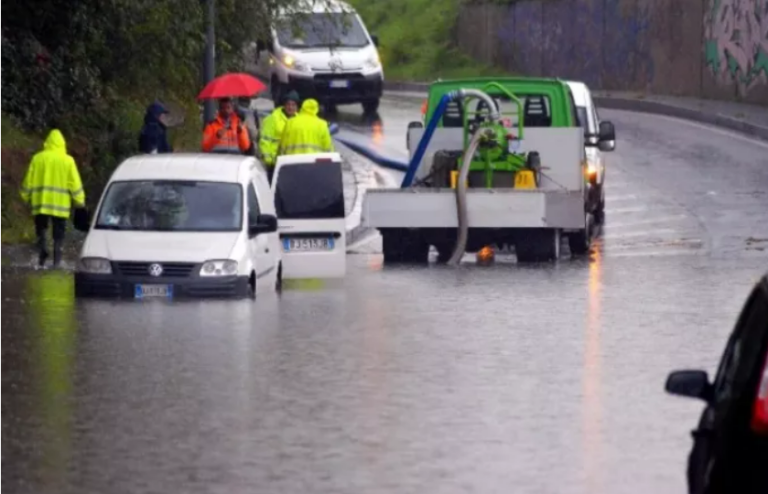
[{"left": 383, "top": 82, "right": 768, "bottom": 142}]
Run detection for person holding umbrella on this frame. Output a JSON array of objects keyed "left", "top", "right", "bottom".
[
  {"left": 201, "top": 97, "right": 251, "bottom": 154},
  {"left": 198, "top": 73, "right": 267, "bottom": 155}
]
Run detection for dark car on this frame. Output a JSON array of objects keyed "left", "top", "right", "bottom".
[{"left": 665, "top": 273, "right": 768, "bottom": 494}]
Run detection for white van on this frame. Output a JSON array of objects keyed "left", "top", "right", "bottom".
[
  {"left": 252, "top": 0, "right": 384, "bottom": 114},
  {"left": 73, "top": 154, "right": 282, "bottom": 299},
  {"left": 566, "top": 80, "right": 616, "bottom": 223},
  {"left": 272, "top": 153, "right": 346, "bottom": 279}
]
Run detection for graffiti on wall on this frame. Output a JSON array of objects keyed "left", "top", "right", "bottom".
[{"left": 704, "top": 0, "right": 768, "bottom": 93}]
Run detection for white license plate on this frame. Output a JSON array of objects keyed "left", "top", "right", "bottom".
[
  {"left": 284, "top": 238, "right": 334, "bottom": 252},
  {"left": 330, "top": 80, "right": 349, "bottom": 88},
  {"left": 135, "top": 284, "right": 172, "bottom": 298}
]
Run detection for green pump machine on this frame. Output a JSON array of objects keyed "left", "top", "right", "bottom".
[{"left": 425, "top": 83, "right": 542, "bottom": 191}]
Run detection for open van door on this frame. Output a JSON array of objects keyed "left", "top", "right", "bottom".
[{"left": 272, "top": 153, "right": 346, "bottom": 279}]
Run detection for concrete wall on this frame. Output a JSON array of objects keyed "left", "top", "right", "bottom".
[{"left": 456, "top": 0, "right": 768, "bottom": 105}]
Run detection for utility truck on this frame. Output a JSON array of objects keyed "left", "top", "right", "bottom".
[{"left": 363, "top": 77, "right": 617, "bottom": 264}]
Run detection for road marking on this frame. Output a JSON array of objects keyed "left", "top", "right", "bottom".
[
  {"left": 602, "top": 228, "right": 678, "bottom": 239},
  {"left": 608, "top": 205, "right": 649, "bottom": 214},
  {"left": 645, "top": 114, "right": 768, "bottom": 150},
  {"left": 604, "top": 214, "right": 690, "bottom": 229},
  {"left": 604, "top": 194, "right": 638, "bottom": 202},
  {"left": 604, "top": 238, "right": 704, "bottom": 251},
  {"left": 606, "top": 248, "right": 704, "bottom": 258}
]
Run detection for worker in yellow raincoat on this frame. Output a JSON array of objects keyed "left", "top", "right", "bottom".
[
  {"left": 20, "top": 129, "right": 86, "bottom": 268},
  {"left": 259, "top": 90, "right": 299, "bottom": 182},
  {"left": 278, "top": 98, "right": 334, "bottom": 157}
]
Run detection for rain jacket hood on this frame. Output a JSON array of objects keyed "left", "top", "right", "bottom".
[
  {"left": 300, "top": 98, "right": 320, "bottom": 117},
  {"left": 20, "top": 128, "right": 85, "bottom": 218},
  {"left": 144, "top": 102, "right": 168, "bottom": 126},
  {"left": 43, "top": 129, "right": 67, "bottom": 153}
]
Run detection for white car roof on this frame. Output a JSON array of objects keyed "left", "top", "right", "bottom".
[
  {"left": 109, "top": 153, "right": 258, "bottom": 183},
  {"left": 565, "top": 80, "right": 590, "bottom": 107}
]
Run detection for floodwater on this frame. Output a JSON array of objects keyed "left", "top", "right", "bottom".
[{"left": 3, "top": 95, "right": 768, "bottom": 494}]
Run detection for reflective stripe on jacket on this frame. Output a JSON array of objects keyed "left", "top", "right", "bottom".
[
  {"left": 202, "top": 114, "right": 251, "bottom": 154},
  {"left": 278, "top": 99, "right": 334, "bottom": 156},
  {"left": 20, "top": 129, "right": 86, "bottom": 218},
  {"left": 259, "top": 107, "right": 290, "bottom": 167}
]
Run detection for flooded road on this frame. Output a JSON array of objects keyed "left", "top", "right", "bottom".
[{"left": 3, "top": 95, "right": 768, "bottom": 494}]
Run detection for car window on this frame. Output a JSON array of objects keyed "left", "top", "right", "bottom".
[
  {"left": 247, "top": 182, "right": 260, "bottom": 224},
  {"left": 95, "top": 180, "right": 242, "bottom": 232},
  {"left": 713, "top": 287, "right": 768, "bottom": 405},
  {"left": 274, "top": 162, "right": 345, "bottom": 219}
]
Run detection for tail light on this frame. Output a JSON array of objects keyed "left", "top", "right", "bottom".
[
  {"left": 751, "top": 350, "right": 768, "bottom": 434},
  {"left": 421, "top": 100, "right": 427, "bottom": 115}
]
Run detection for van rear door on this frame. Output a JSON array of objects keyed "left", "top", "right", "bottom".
[{"left": 272, "top": 154, "right": 346, "bottom": 279}]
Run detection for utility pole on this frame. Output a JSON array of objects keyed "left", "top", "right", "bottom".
[{"left": 203, "top": 0, "right": 216, "bottom": 125}]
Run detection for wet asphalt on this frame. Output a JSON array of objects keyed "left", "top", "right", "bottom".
[{"left": 3, "top": 94, "right": 768, "bottom": 494}]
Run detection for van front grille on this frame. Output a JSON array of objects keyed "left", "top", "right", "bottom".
[{"left": 114, "top": 262, "right": 196, "bottom": 278}]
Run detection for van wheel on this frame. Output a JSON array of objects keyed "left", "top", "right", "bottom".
[
  {"left": 275, "top": 263, "right": 283, "bottom": 292},
  {"left": 516, "top": 229, "right": 559, "bottom": 263},
  {"left": 362, "top": 98, "right": 380, "bottom": 114},
  {"left": 568, "top": 214, "right": 593, "bottom": 257},
  {"left": 271, "top": 77, "right": 285, "bottom": 104},
  {"left": 382, "top": 229, "right": 428, "bottom": 264},
  {"left": 248, "top": 272, "right": 256, "bottom": 298}
]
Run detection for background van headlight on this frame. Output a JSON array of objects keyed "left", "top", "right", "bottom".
[
  {"left": 364, "top": 53, "right": 381, "bottom": 69},
  {"left": 283, "top": 54, "right": 310, "bottom": 72},
  {"left": 77, "top": 257, "right": 112, "bottom": 274},
  {"left": 200, "top": 260, "right": 238, "bottom": 276}
]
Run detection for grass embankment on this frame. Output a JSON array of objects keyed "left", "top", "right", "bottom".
[
  {"left": 1, "top": 104, "right": 202, "bottom": 245},
  {"left": 349, "top": 0, "right": 508, "bottom": 81}
]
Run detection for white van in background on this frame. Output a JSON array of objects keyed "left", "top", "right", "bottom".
[
  {"left": 252, "top": 0, "right": 384, "bottom": 114},
  {"left": 272, "top": 153, "right": 347, "bottom": 279},
  {"left": 73, "top": 154, "right": 282, "bottom": 299}
]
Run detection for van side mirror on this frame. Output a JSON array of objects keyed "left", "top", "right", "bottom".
[
  {"left": 248, "top": 213, "right": 278, "bottom": 236},
  {"left": 665, "top": 370, "right": 712, "bottom": 402},
  {"left": 598, "top": 121, "right": 616, "bottom": 151},
  {"left": 73, "top": 207, "right": 91, "bottom": 232},
  {"left": 371, "top": 34, "right": 379, "bottom": 47}
]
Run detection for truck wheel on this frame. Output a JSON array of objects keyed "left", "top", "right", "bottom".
[
  {"left": 362, "top": 99, "right": 380, "bottom": 114},
  {"left": 382, "top": 229, "right": 428, "bottom": 264},
  {"left": 516, "top": 229, "right": 559, "bottom": 263},
  {"left": 568, "top": 214, "right": 593, "bottom": 256}
]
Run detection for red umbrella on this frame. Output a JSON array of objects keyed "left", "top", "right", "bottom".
[{"left": 197, "top": 72, "right": 267, "bottom": 101}]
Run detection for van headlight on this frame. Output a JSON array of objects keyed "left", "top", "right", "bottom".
[
  {"left": 77, "top": 257, "right": 112, "bottom": 274},
  {"left": 200, "top": 260, "right": 238, "bottom": 276},
  {"left": 364, "top": 53, "right": 381, "bottom": 69},
  {"left": 283, "top": 54, "right": 310, "bottom": 72}
]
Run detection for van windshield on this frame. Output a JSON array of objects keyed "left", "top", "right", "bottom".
[
  {"left": 276, "top": 13, "right": 369, "bottom": 48},
  {"left": 95, "top": 180, "right": 243, "bottom": 232},
  {"left": 274, "top": 162, "right": 345, "bottom": 219}
]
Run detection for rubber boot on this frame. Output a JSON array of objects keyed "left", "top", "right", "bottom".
[
  {"left": 52, "top": 240, "right": 63, "bottom": 269},
  {"left": 37, "top": 234, "right": 49, "bottom": 268}
]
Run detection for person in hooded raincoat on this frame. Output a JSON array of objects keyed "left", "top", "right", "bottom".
[
  {"left": 259, "top": 90, "right": 299, "bottom": 182},
  {"left": 20, "top": 129, "right": 86, "bottom": 268},
  {"left": 278, "top": 98, "right": 334, "bottom": 157},
  {"left": 138, "top": 102, "right": 173, "bottom": 154}
]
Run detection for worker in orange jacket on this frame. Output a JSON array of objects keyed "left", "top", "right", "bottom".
[{"left": 202, "top": 97, "right": 251, "bottom": 154}]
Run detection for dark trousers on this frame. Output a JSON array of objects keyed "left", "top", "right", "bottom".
[
  {"left": 267, "top": 167, "right": 275, "bottom": 185},
  {"left": 34, "top": 214, "right": 66, "bottom": 266}
]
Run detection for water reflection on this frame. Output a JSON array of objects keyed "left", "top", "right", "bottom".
[
  {"left": 582, "top": 247, "right": 604, "bottom": 491},
  {"left": 26, "top": 271, "right": 77, "bottom": 489}
]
